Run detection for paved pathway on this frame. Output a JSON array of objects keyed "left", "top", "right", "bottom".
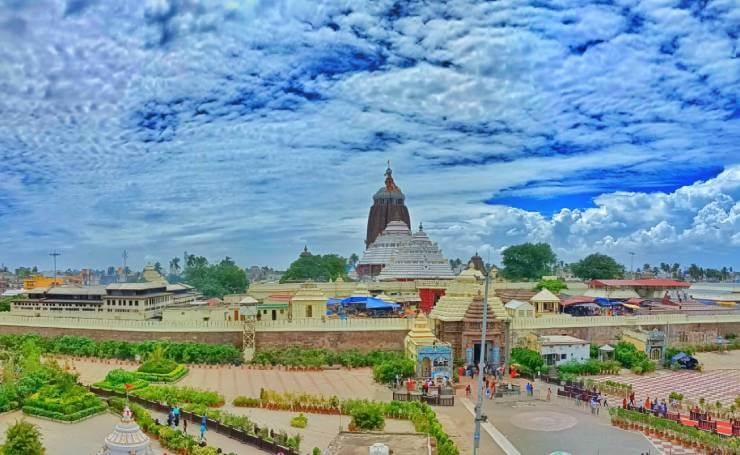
[{"left": 595, "top": 369, "right": 740, "bottom": 406}]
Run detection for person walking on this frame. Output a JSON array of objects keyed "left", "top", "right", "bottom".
[
  {"left": 465, "top": 383, "right": 471, "bottom": 398},
  {"left": 173, "top": 406, "right": 180, "bottom": 427},
  {"left": 199, "top": 415, "right": 207, "bottom": 444},
  {"left": 183, "top": 418, "right": 188, "bottom": 434},
  {"left": 547, "top": 387, "right": 551, "bottom": 401}
]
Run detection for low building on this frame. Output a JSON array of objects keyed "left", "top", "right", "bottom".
[
  {"left": 162, "top": 302, "right": 255, "bottom": 322},
  {"left": 256, "top": 294, "right": 290, "bottom": 321},
  {"left": 621, "top": 328, "right": 666, "bottom": 361},
  {"left": 290, "top": 282, "right": 327, "bottom": 319},
  {"left": 534, "top": 335, "right": 590, "bottom": 367},
  {"left": 588, "top": 279, "right": 690, "bottom": 301},
  {"left": 504, "top": 299, "right": 535, "bottom": 318}
]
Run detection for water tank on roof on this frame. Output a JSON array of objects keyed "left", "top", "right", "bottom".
[{"left": 369, "top": 443, "right": 390, "bottom": 455}]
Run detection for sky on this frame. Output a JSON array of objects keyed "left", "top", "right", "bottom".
[{"left": 0, "top": 0, "right": 738, "bottom": 272}]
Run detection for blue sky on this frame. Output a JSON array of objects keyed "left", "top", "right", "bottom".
[{"left": 0, "top": 0, "right": 738, "bottom": 272}]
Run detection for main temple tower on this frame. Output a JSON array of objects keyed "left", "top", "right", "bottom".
[{"left": 365, "top": 164, "right": 411, "bottom": 247}]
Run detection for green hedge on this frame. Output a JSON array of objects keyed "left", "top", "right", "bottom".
[
  {"left": 372, "top": 358, "right": 415, "bottom": 384},
  {"left": 557, "top": 359, "right": 621, "bottom": 377},
  {"left": 251, "top": 347, "right": 404, "bottom": 368},
  {"left": 135, "top": 364, "right": 189, "bottom": 383},
  {"left": 133, "top": 385, "right": 224, "bottom": 407},
  {"left": 0, "top": 334, "right": 242, "bottom": 365},
  {"left": 22, "top": 403, "right": 107, "bottom": 422}
]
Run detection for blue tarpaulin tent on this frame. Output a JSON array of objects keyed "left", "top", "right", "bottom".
[
  {"left": 339, "top": 296, "right": 400, "bottom": 310},
  {"left": 594, "top": 297, "right": 621, "bottom": 307},
  {"left": 670, "top": 352, "right": 698, "bottom": 369}
]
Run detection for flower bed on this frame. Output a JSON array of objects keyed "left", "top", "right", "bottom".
[
  {"left": 22, "top": 384, "right": 107, "bottom": 422},
  {"left": 609, "top": 407, "right": 739, "bottom": 453}
]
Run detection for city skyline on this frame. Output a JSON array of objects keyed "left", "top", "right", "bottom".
[{"left": 1, "top": 0, "right": 738, "bottom": 270}]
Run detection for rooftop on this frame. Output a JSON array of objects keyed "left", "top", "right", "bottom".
[
  {"left": 539, "top": 335, "right": 588, "bottom": 345},
  {"left": 327, "top": 432, "right": 430, "bottom": 455},
  {"left": 106, "top": 283, "right": 167, "bottom": 291},
  {"left": 591, "top": 279, "right": 691, "bottom": 288}
]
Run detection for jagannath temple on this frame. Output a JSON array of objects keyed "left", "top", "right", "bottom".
[{"left": 354, "top": 165, "right": 454, "bottom": 282}]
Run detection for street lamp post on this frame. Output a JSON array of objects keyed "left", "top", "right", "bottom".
[{"left": 472, "top": 266, "right": 491, "bottom": 454}]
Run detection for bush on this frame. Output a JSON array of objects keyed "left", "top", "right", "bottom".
[
  {"left": 138, "top": 359, "right": 179, "bottom": 375},
  {"left": 556, "top": 359, "right": 620, "bottom": 377},
  {"left": 350, "top": 403, "right": 385, "bottom": 431},
  {"left": 290, "top": 413, "right": 308, "bottom": 428},
  {"left": 511, "top": 348, "right": 544, "bottom": 373},
  {"left": 372, "top": 358, "right": 415, "bottom": 384},
  {"left": 614, "top": 342, "right": 652, "bottom": 369},
  {"left": 1, "top": 419, "right": 45, "bottom": 455}
]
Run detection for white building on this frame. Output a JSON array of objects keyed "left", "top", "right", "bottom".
[{"left": 537, "top": 335, "right": 590, "bottom": 366}]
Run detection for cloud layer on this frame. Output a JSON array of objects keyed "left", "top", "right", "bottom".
[{"left": 0, "top": 0, "right": 737, "bottom": 270}]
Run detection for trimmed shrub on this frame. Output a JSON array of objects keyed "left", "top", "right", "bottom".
[
  {"left": 350, "top": 403, "right": 385, "bottom": 431},
  {"left": 372, "top": 358, "right": 415, "bottom": 384},
  {"left": 93, "top": 369, "right": 149, "bottom": 393},
  {"left": 290, "top": 413, "right": 308, "bottom": 428},
  {"left": 135, "top": 364, "right": 189, "bottom": 383}
]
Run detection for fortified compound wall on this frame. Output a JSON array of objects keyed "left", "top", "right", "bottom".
[{"left": 0, "top": 314, "right": 738, "bottom": 352}]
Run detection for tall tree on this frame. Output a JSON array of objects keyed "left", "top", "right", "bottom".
[
  {"left": 153, "top": 262, "right": 163, "bottom": 275},
  {"left": 501, "top": 243, "right": 556, "bottom": 281},
  {"left": 687, "top": 264, "right": 702, "bottom": 281},
  {"left": 348, "top": 253, "right": 359, "bottom": 269},
  {"left": 571, "top": 253, "right": 625, "bottom": 280},
  {"left": 183, "top": 256, "right": 249, "bottom": 298},
  {"left": 169, "top": 257, "right": 181, "bottom": 275},
  {"left": 280, "top": 254, "right": 348, "bottom": 283}
]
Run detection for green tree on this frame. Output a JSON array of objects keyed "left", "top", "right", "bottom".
[
  {"left": 154, "top": 262, "right": 163, "bottom": 275},
  {"left": 169, "top": 257, "right": 181, "bottom": 276},
  {"left": 1, "top": 420, "right": 45, "bottom": 455},
  {"left": 280, "top": 254, "right": 348, "bottom": 283},
  {"left": 687, "top": 264, "right": 702, "bottom": 281},
  {"left": 571, "top": 253, "right": 625, "bottom": 280},
  {"left": 183, "top": 256, "right": 249, "bottom": 298},
  {"left": 348, "top": 253, "right": 359, "bottom": 269},
  {"left": 501, "top": 243, "right": 556, "bottom": 281}
]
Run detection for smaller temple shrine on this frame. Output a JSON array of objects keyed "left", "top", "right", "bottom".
[
  {"left": 461, "top": 292, "right": 505, "bottom": 367},
  {"left": 530, "top": 288, "right": 561, "bottom": 315},
  {"left": 100, "top": 406, "right": 152, "bottom": 455},
  {"left": 290, "top": 281, "right": 326, "bottom": 319},
  {"left": 404, "top": 313, "right": 452, "bottom": 380},
  {"left": 377, "top": 223, "right": 455, "bottom": 281}
]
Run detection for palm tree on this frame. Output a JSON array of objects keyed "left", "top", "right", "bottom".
[
  {"left": 348, "top": 253, "right": 359, "bottom": 269},
  {"left": 154, "top": 262, "right": 163, "bottom": 275},
  {"left": 169, "top": 257, "right": 181, "bottom": 276},
  {"left": 148, "top": 344, "right": 168, "bottom": 363}
]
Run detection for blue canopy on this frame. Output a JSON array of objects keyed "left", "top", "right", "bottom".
[
  {"left": 594, "top": 297, "right": 621, "bottom": 307},
  {"left": 326, "top": 298, "right": 343, "bottom": 306},
  {"left": 339, "top": 295, "right": 400, "bottom": 310}
]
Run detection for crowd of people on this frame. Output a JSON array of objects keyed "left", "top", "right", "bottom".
[
  {"left": 622, "top": 392, "right": 675, "bottom": 418},
  {"left": 156, "top": 405, "right": 209, "bottom": 445}
]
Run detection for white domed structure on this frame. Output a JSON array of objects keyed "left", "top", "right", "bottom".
[{"left": 101, "top": 406, "right": 152, "bottom": 455}]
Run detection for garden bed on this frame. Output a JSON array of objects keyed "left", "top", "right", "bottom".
[
  {"left": 22, "top": 384, "right": 107, "bottom": 422},
  {"left": 92, "top": 368, "right": 150, "bottom": 394},
  {"left": 135, "top": 363, "right": 189, "bottom": 383}
]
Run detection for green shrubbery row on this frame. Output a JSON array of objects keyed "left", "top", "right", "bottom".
[
  {"left": 372, "top": 358, "right": 415, "bottom": 384},
  {"left": 251, "top": 347, "right": 404, "bottom": 368},
  {"left": 0, "top": 334, "right": 242, "bottom": 364},
  {"left": 557, "top": 359, "right": 621, "bottom": 378},
  {"left": 133, "top": 385, "right": 224, "bottom": 407},
  {"left": 22, "top": 403, "right": 107, "bottom": 422}
]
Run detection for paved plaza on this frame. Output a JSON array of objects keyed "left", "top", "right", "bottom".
[
  {"left": 0, "top": 410, "right": 165, "bottom": 455},
  {"left": 596, "top": 369, "right": 740, "bottom": 406},
  {"left": 68, "top": 357, "right": 389, "bottom": 403},
  {"left": 479, "top": 395, "right": 655, "bottom": 455}
]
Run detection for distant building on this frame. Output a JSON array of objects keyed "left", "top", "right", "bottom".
[
  {"left": 23, "top": 275, "right": 65, "bottom": 289},
  {"left": 12, "top": 282, "right": 179, "bottom": 320},
  {"left": 621, "top": 328, "right": 666, "bottom": 361}
]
